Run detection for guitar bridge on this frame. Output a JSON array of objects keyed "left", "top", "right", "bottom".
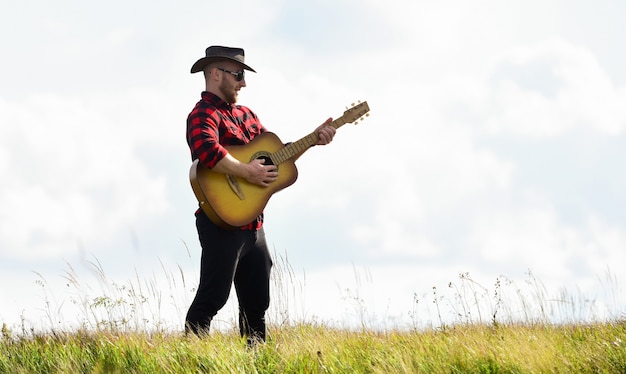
[{"left": 226, "top": 174, "right": 246, "bottom": 200}]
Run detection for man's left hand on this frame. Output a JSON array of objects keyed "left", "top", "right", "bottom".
[{"left": 316, "top": 117, "right": 336, "bottom": 145}]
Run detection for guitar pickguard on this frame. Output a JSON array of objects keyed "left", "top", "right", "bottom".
[{"left": 226, "top": 174, "right": 246, "bottom": 200}]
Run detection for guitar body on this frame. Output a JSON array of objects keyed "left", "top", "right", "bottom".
[{"left": 190, "top": 132, "right": 298, "bottom": 229}]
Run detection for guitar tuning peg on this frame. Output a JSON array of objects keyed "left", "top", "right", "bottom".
[{"left": 351, "top": 102, "right": 355, "bottom": 107}]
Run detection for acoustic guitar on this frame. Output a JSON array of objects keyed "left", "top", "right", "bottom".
[{"left": 190, "top": 101, "right": 370, "bottom": 228}]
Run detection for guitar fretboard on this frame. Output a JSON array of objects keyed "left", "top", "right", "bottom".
[{"left": 269, "top": 116, "right": 351, "bottom": 165}]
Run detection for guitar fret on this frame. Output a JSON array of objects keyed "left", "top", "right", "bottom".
[
  {"left": 272, "top": 133, "right": 315, "bottom": 165},
  {"left": 272, "top": 150, "right": 285, "bottom": 165}
]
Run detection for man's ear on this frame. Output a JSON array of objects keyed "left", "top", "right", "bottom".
[{"left": 204, "top": 67, "right": 217, "bottom": 81}]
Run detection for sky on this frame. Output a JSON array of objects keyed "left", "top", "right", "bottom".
[{"left": 1, "top": 0, "right": 625, "bottom": 332}]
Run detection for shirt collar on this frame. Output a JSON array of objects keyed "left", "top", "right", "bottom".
[{"left": 201, "top": 91, "right": 232, "bottom": 109}]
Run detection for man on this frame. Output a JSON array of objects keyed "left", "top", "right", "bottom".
[{"left": 185, "top": 46, "right": 336, "bottom": 344}]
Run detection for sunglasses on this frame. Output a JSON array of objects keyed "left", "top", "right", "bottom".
[{"left": 217, "top": 68, "right": 245, "bottom": 81}]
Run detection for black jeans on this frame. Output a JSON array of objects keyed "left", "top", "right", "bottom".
[{"left": 185, "top": 210, "right": 273, "bottom": 343}]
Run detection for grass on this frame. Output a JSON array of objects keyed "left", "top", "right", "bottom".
[
  {"left": 1, "top": 254, "right": 625, "bottom": 373},
  {"left": 1, "top": 321, "right": 625, "bottom": 373}
]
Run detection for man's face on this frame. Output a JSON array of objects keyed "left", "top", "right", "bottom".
[{"left": 217, "top": 62, "right": 247, "bottom": 103}]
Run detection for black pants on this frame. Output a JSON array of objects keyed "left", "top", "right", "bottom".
[{"left": 185, "top": 210, "right": 273, "bottom": 343}]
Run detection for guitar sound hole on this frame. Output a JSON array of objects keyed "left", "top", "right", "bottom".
[{"left": 257, "top": 155, "right": 275, "bottom": 167}]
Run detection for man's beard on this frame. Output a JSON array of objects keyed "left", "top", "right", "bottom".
[{"left": 219, "top": 80, "right": 238, "bottom": 103}]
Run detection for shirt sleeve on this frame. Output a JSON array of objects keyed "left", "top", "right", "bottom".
[{"left": 186, "top": 107, "right": 228, "bottom": 169}]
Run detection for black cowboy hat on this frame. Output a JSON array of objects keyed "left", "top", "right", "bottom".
[{"left": 190, "top": 45, "right": 256, "bottom": 74}]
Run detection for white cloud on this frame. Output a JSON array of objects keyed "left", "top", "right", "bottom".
[
  {"left": 469, "top": 204, "right": 626, "bottom": 286},
  {"left": 586, "top": 216, "right": 626, "bottom": 276},
  {"left": 469, "top": 206, "right": 578, "bottom": 277},
  {"left": 0, "top": 94, "right": 168, "bottom": 259},
  {"left": 484, "top": 38, "right": 626, "bottom": 138}
]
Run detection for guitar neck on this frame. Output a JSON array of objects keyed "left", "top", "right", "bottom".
[
  {"left": 270, "top": 101, "right": 369, "bottom": 165},
  {"left": 270, "top": 116, "right": 349, "bottom": 165}
]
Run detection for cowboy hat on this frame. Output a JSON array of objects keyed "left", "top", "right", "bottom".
[{"left": 190, "top": 46, "right": 256, "bottom": 74}]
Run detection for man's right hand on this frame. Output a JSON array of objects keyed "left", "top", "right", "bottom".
[
  {"left": 244, "top": 158, "right": 278, "bottom": 187},
  {"left": 212, "top": 153, "right": 278, "bottom": 187}
]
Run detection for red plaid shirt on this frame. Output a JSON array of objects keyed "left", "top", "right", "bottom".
[{"left": 187, "top": 91, "right": 267, "bottom": 230}]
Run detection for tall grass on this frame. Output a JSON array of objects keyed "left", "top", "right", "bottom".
[
  {"left": 1, "top": 253, "right": 625, "bottom": 373},
  {"left": 19, "top": 253, "right": 623, "bottom": 335},
  {"left": 28, "top": 257, "right": 188, "bottom": 334}
]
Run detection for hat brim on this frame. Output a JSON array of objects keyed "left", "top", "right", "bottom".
[{"left": 190, "top": 56, "right": 256, "bottom": 74}]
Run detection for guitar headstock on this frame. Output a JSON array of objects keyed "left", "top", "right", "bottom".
[{"left": 342, "top": 101, "right": 370, "bottom": 125}]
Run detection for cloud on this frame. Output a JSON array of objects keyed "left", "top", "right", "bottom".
[
  {"left": 469, "top": 205, "right": 626, "bottom": 294},
  {"left": 470, "top": 206, "right": 579, "bottom": 277},
  {"left": 484, "top": 39, "right": 626, "bottom": 137},
  {"left": 0, "top": 93, "right": 168, "bottom": 259}
]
